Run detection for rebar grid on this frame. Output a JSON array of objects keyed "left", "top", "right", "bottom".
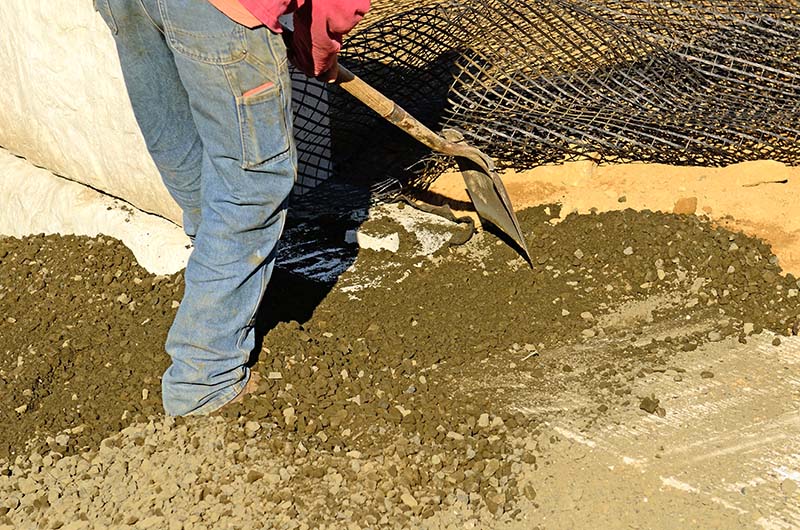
[{"left": 289, "top": 0, "right": 799, "bottom": 197}]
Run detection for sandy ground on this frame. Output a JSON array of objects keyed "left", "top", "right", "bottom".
[
  {"left": 3, "top": 196, "right": 800, "bottom": 529},
  {"left": 430, "top": 160, "right": 800, "bottom": 275}
]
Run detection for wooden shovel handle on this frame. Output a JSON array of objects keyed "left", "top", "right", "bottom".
[
  {"left": 335, "top": 65, "right": 470, "bottom": 160},
  {"left": 335, "top": 65, "right": 395, "bottom": 118}
]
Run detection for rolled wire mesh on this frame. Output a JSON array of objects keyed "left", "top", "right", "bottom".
[{"left": 289, "top": 0, "right": 800, "bottom": 198}]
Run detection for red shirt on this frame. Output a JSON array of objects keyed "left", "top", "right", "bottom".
[{"left": 209, "top": 0, "right": 370, "bottom": 77}]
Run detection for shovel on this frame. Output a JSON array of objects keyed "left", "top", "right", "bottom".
[{"left": 334, "top": 65, "right": 532, "bottom": 264}]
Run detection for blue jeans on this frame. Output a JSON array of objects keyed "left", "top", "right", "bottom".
[{"left": 94, "top": 0, "right": 297, "bottom": 415}]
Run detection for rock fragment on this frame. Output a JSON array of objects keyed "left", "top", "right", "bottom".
[
  {"left": 400, "top": 492, "right": 418, "bottom": 508},
  {"left": 639, "top": 396, "right": 660, "bottom": 414},
  {"left": 673, "top": 197, "right": 698, "bottom": 215},
  {"left": 244, "top": 421, "right": 261, "bottom": 438}
]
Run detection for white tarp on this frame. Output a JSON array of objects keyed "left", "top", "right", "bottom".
[
  {"left": 0, "top": 149, "right": 191, "bottom": 275},
  {"left": 0, "top": 1, "right": 182, "bottom": 223}
]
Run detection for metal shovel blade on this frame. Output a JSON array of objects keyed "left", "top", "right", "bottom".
[
  {"left": 441, "top": 130, "right": 532, "bottom": 264},
  {"left": 333, "top": 65, "right": 531, "bottom": 264}
]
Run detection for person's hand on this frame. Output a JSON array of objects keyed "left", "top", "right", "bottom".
[
  {"left": 288, "top": 0, "right": 369, "bottom": 80},
  {"left": 316, "top": 57, "right": 340, "bottom": 84}
]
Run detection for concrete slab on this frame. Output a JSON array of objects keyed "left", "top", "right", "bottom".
[{"left": 519, "top": 334, "right": 800, "bottom": 529}]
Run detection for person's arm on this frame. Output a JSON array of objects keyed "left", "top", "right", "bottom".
[{"left": 238, "top": 0, "right": 371, "bottom": 80}]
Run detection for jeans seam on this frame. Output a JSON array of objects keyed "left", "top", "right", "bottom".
[
  {"left": 246, "top": 53, "right": 289, "bottom": 73},
  {"left": 245, "top": 32, "right": 288, "bottom": 75},
  {"left": 159, "top": 0, "right": 247, "bottom": 65},
  {"left": 138, "top": 0, "right": 165, "bottom": 35},
  {"left": 224, "top": 65, "right": 252, "bottom": 168},
  {"left": 94, "top": 0, "right": 118, "bottom": 34},
  {"left": 235, "top": 261, "right": 269, "bottom": 356}
]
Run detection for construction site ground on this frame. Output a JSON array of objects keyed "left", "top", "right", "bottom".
[{"left": 1, "top": 160, "right": 799, "bottom": 529}]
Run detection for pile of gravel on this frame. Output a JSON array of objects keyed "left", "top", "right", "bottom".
[{"left": 0, "top": 416, "right": 540, "bottom": 529}]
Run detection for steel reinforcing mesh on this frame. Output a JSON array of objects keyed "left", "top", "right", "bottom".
[{"left": 290, "top": 0, "right": 800, "bottom": 196}]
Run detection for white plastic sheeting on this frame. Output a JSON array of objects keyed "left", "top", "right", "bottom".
[
  {"left": 0, "top": 149, "right": 191, "bottom": 275},
  {"left": 0, "top": 1, "right": 182, "bottom": 223}
]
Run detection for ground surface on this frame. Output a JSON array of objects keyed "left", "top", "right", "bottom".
[
  {"left": 430, "top": 160, "right": 800, "bottom": 275},
  {"left": 1, "top": 201, "right": 799, "bottom": 529}
]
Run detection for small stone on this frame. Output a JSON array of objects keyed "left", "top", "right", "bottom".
[
  {"left": 780, "top": 479, "right": 798, "bottom": 496},
  {"left": 477, "top": 413, "right": 490, "bottom": 429},
  {"left": 14, "top": 404, "right": 27, "bottom": 414},
  {"left": 772, "top": 337, "right": 782, "bottom": 347},
  {"left": 18, "top": 477, "right": 38, "bottom": 495},
  {"left": 268, "top": 372, "right": 283, "bottom": 380},
  {"left": 700, "top": 371, "right": 715, "bottom": 379},
  {"left": 142, "top": 388, "right": 149, "bottom": 401},
  {"left": 743, "top": 323, "right": 755, "bottom": 335},
  {"left": 573, "top": 249, "right": 584, "bottom": 260},
  {"left": 524, "top": 484, "right": 537, "bottom": 501},
  {"left": 581, "top": 329, "right": 596, "bottom": 338},
  {"left": 580, "top": 311, "right": 594, "bottom": 321},
  {"left": 350, "top": 492, "right": 367, "bottom": 505},
  {"left": 400, "top": 493, "right": 418, "bottom": 508},
  {"left": 244, "top": 421, "right": 261, "bottom": 437},
  {"left": 246, "top": 470, "right": 264, "bottom": 483},
  {"left": 639, "top": 396, "right": 659, "bottom": 414},
  {"left": 55, "top": 434, "right": 70, "bottom": 447},
  {"left": 673, "top": 197, "right": 698, "bottom": 215},
  {"left": 618, "top": 195, "right": 627, "bottom": 203},
  {"left": 708, "top": 331, "right": 723, "bottom": 342},
  {"left": 446, "top": 431, "right": 464, "bottom": 441},
  {"left": 116, "top": 293, "right": 131, "bottom": 304},
  {"left": 483, "top": 460, "right": 501, "bottom": 478},
  {"left": 171, "top": 300, "right": 180, "bottom": 309},
  {"left": 623, "top": 247, "right": 634, "bottom": 256}
]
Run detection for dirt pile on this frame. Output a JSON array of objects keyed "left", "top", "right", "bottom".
[
  {"left": 2, "top": 205, "right": 800, "bottom": 527},
  {"left": 0, "top": 235, "right": 179, "bottom": 460}
]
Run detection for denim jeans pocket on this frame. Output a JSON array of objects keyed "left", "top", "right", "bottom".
[
  {"left": 161, "top": 0, "right": 247, "bottom": 65},
  {"left": 236, "top": 82, "right": 291, "bottom": 169},
  {"left": 93, "top": 0, "right": 118, "bottom": 34}
]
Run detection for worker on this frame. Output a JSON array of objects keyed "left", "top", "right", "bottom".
[{"left": 93, "top": 0, "right": 370, "bottom": 416}]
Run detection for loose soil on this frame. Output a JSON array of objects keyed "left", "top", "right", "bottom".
[{"left": 1, "top": 205, "right": 799, "bottom": 528}]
